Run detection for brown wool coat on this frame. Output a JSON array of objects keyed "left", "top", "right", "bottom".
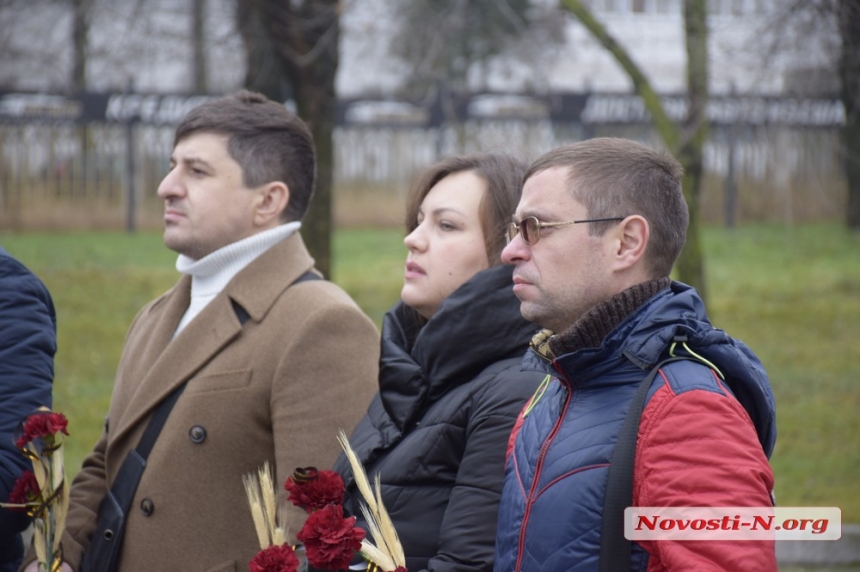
[{"left": 55, "top": 234, "right": 380, "bottom": 571}]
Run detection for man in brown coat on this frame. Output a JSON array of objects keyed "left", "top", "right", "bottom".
[{"left": 25, "top": 91, "right": 380, "bottom": 571}]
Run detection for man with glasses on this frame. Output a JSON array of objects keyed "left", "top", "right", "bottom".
[{"left": 494, "top": 138, "right": 777, "bottom": 571}]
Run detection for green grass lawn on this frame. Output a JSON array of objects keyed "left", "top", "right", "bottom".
[
  {"left": 702, "top": 224, "right": 860, "bottom": 519},
  {"left": 2, "top": 223, "right": 858, "bottom": 521}
]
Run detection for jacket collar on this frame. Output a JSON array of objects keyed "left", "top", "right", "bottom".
[
  {"left": 521, "top": 280, "right": 776, "bottom": 457},
  {"left": 550, "top": 278, "right": 671, "bottom": 358},
  {"left": 378, "top": 264, "right": 537, "bottom": 432},
  {"left": 522, "top": 278, "right": 670, "bottom": 374}
]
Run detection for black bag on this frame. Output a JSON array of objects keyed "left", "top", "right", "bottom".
[
  {"left": 80, "top": 450, "right": 147, "bottom": 572},
  {"left": 80, "top": 386, "right": 179, "bottom": 572},
  {"left": 599, "top": 357, "right": 688, "bottom": 572}
]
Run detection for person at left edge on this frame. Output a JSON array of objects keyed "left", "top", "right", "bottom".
[
  {"left": 23, "top": 90, "right": 380, "bottom": 571},
  {"left": 0, "top": 249, "right": 56, "bottom": 572}
]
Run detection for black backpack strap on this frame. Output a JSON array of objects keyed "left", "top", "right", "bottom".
[
  {"left": 599, "top": 356, "right": 691, "bottom": 572},
  {"left": 291, "top": 270, "right": 322, "bottom": 285},
  {"left": 135, "top": 383, "right": 185, "bottom": 458},
  {"left": 230, "top": 299, "right": 251, "bottom": 326},
  {"left": 230, "top": 270, "right": 320, "bottom": 326}
]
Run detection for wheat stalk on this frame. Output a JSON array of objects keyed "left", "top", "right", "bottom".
[
  {"left": 337, "top": 430, "right": 378, "bottom": 514},
  {"left": 373, "top": 475, "right": 405, "bottom": 565},
  {"left": 243, "top": 472, "right": 270, "bottom": 549},
  {"left": 33, "top": 520, "right": 47, "bottom": 565},
  {"left": 272, "top": 503, "right": 289, "bottom": 546},
  {"left": 359, "top": 539, "right": 396, "bottom": 571},
  {"left": 244, "top": 462, "right": 292, "bottom": 551},
  {"left": 359, "top": 504, "right": 388, "bottom": 555},
  {"left": 337, "top": 430, "right": 406, "bottom": 570},
  {"left": 258, "top": 462, "right": 278, "bottom": 539},
  {"left": 50, "top": 446, "right": 69, "bottom": 553}
]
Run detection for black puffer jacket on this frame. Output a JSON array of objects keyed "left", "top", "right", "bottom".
[{"left": 333, "top": 264, "right": 544, "bottom": 572}]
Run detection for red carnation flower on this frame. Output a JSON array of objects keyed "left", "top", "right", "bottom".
[
  {"left": 248, "top": 544, "right": 299, "bottom": 572},
  {"left": 285, "top": 467, "right": 345, "bottom": 512},
  {"left": 297, "top": 504, "right": 365, "bottom": 570},
  {"left": 15, "top": 412, "right": 69, "bottom": 449},
  {"left": 7, "top": 470, "right": 41, "bottom": 511}
]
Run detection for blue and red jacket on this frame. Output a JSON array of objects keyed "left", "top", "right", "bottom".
[{"left": 494, "top": 281, "right": 777, "bottom": 572}]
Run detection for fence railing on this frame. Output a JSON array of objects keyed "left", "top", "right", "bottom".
[{"left": 0, "top": 90, "right": 847, "bottom": 230}]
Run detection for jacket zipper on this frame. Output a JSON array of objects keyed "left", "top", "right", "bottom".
[{"left": 514, "top": 368, "right": 573, "bottom": 572}]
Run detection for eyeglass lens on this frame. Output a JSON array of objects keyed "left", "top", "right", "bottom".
[
  {"left": 507, "top": 217, "right": 539, "bottom": 245},
  {"left": 522, "top": 218, "right": 538, "bottom": 244}
]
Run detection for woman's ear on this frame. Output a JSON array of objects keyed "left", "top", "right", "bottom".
[
  {"left": 254, "top": 182, "right": 290, "bottom": 227},
  {"left": 613, "top": 215, "right": 649, "bottom": 270}
]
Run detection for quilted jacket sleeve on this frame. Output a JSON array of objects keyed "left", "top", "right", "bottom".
[
  {"left": 633, "top": 373, "right": 776, "bottom": 572},
  {"left": 0, "top": 252, "right": 56, "bottom": 566}
]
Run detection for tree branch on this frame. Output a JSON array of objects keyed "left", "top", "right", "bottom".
[{"left": 559, "top": 0, "right": 680, "bottom": 151}]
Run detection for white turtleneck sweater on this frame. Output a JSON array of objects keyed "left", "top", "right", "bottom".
[{"left": 173, "top": 222, "right": 301, "bottom": 337}]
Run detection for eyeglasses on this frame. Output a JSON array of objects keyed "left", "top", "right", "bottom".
[{"left": 506, "top": 216, "right": 625, "bottom": 246}]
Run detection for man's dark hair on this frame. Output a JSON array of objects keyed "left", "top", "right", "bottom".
[
  {"left": 174, "top": 90, "right": 316, "bottom": 222},
  {"left": 526, "top": 137, "right": 688, "bottom": 278}
]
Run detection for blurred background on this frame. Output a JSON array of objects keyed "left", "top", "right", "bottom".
[
  {"left": 1, "top": 1, "right": 853, "bottom": 249},
  {"left": 1, "top": 1, "right": 859, "bottom": 568}
]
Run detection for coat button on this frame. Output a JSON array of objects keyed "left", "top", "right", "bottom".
[
  {"left": 189, "top": 425, "right": 207, "bottom": 443},
  {"left": 140, "top": 498, "right": 154, "bottom": 516}
]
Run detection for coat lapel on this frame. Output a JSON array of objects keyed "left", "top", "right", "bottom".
[
  {"left": 224, "top": 232, "right": 316, "bottom": 321},
  {"left": 108, "top": 233, "right": 316, "bottom": 450}
]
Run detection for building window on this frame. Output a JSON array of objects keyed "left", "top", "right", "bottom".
[
  {"left": 655, "top": 0, "right": 680, "bottom": 14},
  {"left": 708, "top": 0, "right": 755, "bottom": 15}
]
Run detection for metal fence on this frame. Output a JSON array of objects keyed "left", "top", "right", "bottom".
[{"left": 0, "top": 91, "right": 847, "bottom": 230}]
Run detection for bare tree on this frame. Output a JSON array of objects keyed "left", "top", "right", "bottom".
[
  {"left": 559, "top": 0, "right": 709, "bottom": 298},
  {"left": 72, "top": 0, "right": 93, "bottom": 202},
  {"left": 72, "top": 0, "right": 91, "bottom": 91},
  {"left": 391, "top": 0, "right": 552, "bottom": 95},
  {"left": 748, "top": 0, "right": 856, "bottom": 230},
  {"left": 238, "top": 0, "right": 285, "bottom": 98},
  {"left": 386, "top": 0, "right": 564, "bottom": 152},
  {"left": 68, "top": 0, "right": 242, "bottom": 93},
  {"left": 839, "top": 0, "right": 860, "bottom": 229},
  {"left": 675, "top": 0, "right": 708, "bottom": 298},
  {"left": 238, "top": 0, "right": 340, "bottom": 278},
  {"left": 276, "top": 0, "right": 339, "bottom": 278},
  {"left": 0, "top": 1, "right": 73, "bottom": 89},
  {"left": 193, "top": 0, "right": 208, "bottom": 92}
]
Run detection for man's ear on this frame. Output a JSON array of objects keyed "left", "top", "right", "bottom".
[
  {"left": 613, "top": 215, "right": 649, "bottom": 270},
  {"left": 254, "top": 182, "right": 290, "bottom": 227}
]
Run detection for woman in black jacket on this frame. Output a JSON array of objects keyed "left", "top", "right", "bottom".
[{"left": 333, "top": 154, "right": 545, "bottom": 572}]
